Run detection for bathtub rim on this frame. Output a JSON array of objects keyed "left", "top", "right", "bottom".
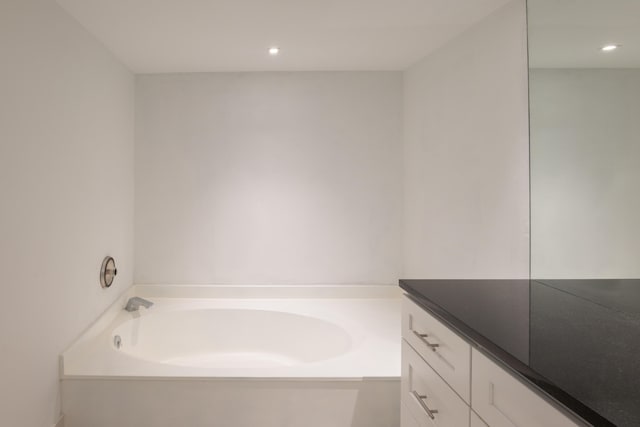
[{"left": 60, "top": 284, "right": 401, "bottom": 381}]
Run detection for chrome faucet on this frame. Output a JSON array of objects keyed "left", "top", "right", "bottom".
[{"left": 125, "top": 297, "right": 154, "bottom": 312}]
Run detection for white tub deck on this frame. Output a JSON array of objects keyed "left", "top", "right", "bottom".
[{"left": 63, "top": 285, "right": 401, "bottom": 379}]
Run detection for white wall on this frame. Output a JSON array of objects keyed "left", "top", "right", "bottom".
[
  {"left": 0, "top": 0, "right": 135, "bottom": 425},
  {"left": 530, "top": 69, "right": 640, "bottom": 278},
  {"left": 135, "top": 72, "right": 403, "bottom": 285},
  {"left": 402, "top": 0, "right": 529, "bottom": 278}
]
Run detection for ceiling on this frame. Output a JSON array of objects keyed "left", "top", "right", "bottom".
[
  {"left": 528, "top": 0, "right": 640, "bottom": 68},
  {"left": 55, "top": 0, "right": 510, "bottom": 73}
]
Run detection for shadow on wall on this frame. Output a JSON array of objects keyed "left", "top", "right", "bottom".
[{"left": 62, "top": 378, "right": 400, "bottom": 427}]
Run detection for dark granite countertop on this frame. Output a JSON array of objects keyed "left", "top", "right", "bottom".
[{"left": 399, "top": 279, "right": 640, "bottom": 427}]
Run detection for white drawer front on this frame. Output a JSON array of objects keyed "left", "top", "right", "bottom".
[
  {"left": 471, "top": 349, "right": 581, "bottom": 427},
  {"left": 470, "top": 410, "right": 488, "bottom": 427},
  {"left": 402, "top": 340, "right": 470, "bottom": 427},
  {"left": 402, "top": 296, "right": 471, "bottom": 403}
]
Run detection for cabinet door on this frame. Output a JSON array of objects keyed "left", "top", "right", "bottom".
[
  {"left": 402, "top": 296, "right": 471, "bottom": 403},
  {"left": 402, "top": 340, "right": 470, "bottom": 427},
  {"left": 471, "top": 349, "right": 581, "bottom": 427},
  {"left": 402, "top": 403, "right": 422, "bottom": 427},
  {"left": 471, "top": 411, "right": 488, "bottom": 427}
]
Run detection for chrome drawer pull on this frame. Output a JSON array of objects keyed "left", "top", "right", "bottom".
[
  {"left": 411, "top": 390, "right": 439, "bottom": 420},
  {"left": 412, "top": 329, "right": 440, "bottom": 351}
]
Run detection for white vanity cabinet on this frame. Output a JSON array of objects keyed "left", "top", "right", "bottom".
[
  {"left": 402, "top": 297, "right": 471, "bottom": 402},
  {"left": 471, "top": 350, "right": 580, "bottom": 427},
  {"left": 402, "top": 341, "right": 469, "bottom": 426},
  {"left": 401, "top": 296, "right": 472, "bottom": 427},
  {"left": 471, "top": 410, "right": 489, "bottom": 427},
  {"left": 400, "top": 295, "right": 584, "bottom": 427}
]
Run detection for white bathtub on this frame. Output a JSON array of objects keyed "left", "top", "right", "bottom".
[
  {"left": 113, "top": 308, "right": 353, "bottom": 370},
  {"left": 61, "top": 285, "right": 401, "bottom": 427}
]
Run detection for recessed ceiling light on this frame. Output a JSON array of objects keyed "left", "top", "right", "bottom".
[
  {"left": 601, "top": 44, "right": 619, "bottom": 52},
  {"left": 268, "top": 47, "right": 280, "bottom": 55}
]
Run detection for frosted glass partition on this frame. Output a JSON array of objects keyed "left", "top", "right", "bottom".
[{"left": 528, "top": 0, "right": 640, "bottom": 279}]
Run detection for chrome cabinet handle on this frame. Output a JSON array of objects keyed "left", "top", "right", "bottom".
[
  {"left": 411, "top": 390, "right": 439, "bottom": 420},
  {"left": 412, "top": 329, "right": 440, "bottom": 351}
]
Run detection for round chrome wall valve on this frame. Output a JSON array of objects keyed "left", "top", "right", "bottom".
[{"left": 100, "top": 256, "right": 117, "bottom": 288}]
